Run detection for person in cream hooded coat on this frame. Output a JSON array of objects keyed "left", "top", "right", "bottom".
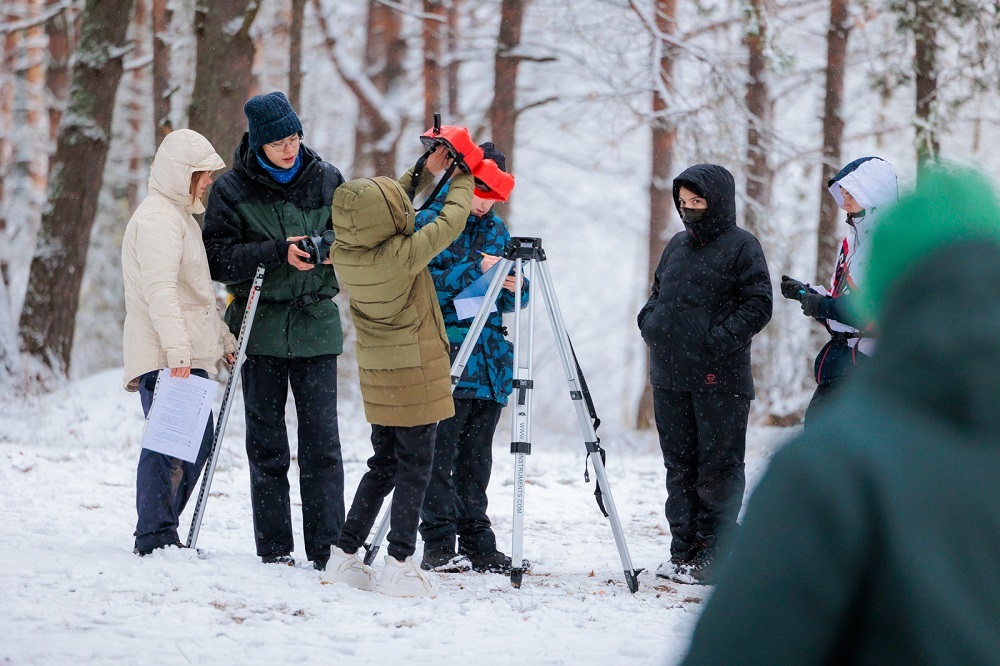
[{"left": 122, "top": 128, "right": 236, "bottom": 556}]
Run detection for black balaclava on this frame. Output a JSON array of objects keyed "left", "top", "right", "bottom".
[{"left": 672, "top": 164, "right": 737, "bottom": 246}]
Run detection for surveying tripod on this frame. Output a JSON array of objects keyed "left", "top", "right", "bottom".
[{"left": 363, "top": 238, "right": 640, "bottom": 593}]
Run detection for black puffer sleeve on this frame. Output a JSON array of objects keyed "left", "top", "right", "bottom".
[{"left": 202, "top": 175, "right": 289, "bottom": 284}]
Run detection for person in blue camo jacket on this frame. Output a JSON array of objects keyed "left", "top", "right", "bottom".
[{"left": 416, "top": 143, "right": 529, "bottom": 575}]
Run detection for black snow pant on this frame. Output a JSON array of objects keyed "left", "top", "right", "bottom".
[
  {"left": 653, "top": 387, "right": 750, "bottom": 559},
  {"left": 242, "top": 354, "right": 345, "bottom": 563},
  {"left": 419, "top": 398, "right": 503, "bottom": 557},
  {"left": 338, "top": 423, "right": 437, "bottom": 561},
  {"left": 134, "top": 369, "right": 213, "bottom": 553},
  {"left": 804, "top": 379, "right": 842, "bottom": 428}
]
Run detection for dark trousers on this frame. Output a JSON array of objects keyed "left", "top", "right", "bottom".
[
  {"left": 804, "top": 380, "right": 841, "bottom": 428},
  {"left": 419, "top": 398, "right": 503, "bottom": 556},
  {"left": 135, "top": 369, "right": 213, "bottom": 553},
  {"left": 653, "top": 388, "right": 750, "bottom": 558},
  {"left": 338, "top": 423, "right": 437, "bottom": 561},
  {"left": 242, "top": 354, "right": 344, "bottom": 562}
]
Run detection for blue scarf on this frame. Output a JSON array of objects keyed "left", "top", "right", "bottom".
[{"left": 257, "top": 151, "right": 301, "bottom": 184}]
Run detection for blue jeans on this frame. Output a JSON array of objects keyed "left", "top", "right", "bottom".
[{"left": 134, "top": 369, "right": 214, "bottom": 554}]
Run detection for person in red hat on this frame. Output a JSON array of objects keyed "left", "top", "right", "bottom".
[{"left": 414, "top": 142, "right": 530, "bottom": 575}]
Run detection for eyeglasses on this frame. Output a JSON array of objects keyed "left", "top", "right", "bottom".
[{"left": 266, "top": 134, "right": 301, "bottom": 151}]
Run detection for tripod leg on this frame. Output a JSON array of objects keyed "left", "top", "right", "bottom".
[
  {"left": 186, "top": 266, "right": 266, "bottom": 550},
  {"left": 535, "top": 260, "right": 640, "bottom": 593},
  {"left": 363, "top": 490, "right": 393, "bottom": 566},
  {"left": 508, "top": 256, "right": 534, "bottom": 589}
]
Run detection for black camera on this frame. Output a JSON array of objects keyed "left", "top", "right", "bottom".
[{"left": 296, "top": 230, "right": 335, "bottom": 264}]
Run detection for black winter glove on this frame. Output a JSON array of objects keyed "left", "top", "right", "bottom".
[
  {"left": 780, "top": 275, "right": 810, "bottom": 301},
  {"left": 800, "top": 293, "right": 828, "bottom": 318}
]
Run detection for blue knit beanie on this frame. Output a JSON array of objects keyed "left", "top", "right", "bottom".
[{"left": 243, "top": 91, "right": 302, "bottom": 154}]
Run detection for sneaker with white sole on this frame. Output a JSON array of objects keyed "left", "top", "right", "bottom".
[
  {"left": 323, "top": 546, "right": 377, "bottom": 591},
  {"left": 377, "top": 555, "right": 437, "bottom": 598}
]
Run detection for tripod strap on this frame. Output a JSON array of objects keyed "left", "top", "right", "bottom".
[
  {"left": 570, "top": 340, "right": 601, "bottom": 431},
  {"left": 584, "top": 446, "right": 609, "bottom": 518},
  {"left": 415, "top": 162, "right": 458, "bottom": 212},
  {"left": 406, "top": 150, "right": 432, "bottom": 202},
  {"left": 569, "top": 338, "right": 608, "bottom": 518}
]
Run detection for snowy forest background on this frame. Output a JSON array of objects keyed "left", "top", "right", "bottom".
[
  {"left": 3, "top": 1, "right": 1000, "bottom": 664},
  {"left": 2, "top": 0, "right": 1000, "bottom": 427}
]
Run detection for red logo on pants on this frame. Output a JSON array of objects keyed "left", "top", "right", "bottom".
[{"left": 705, "top": 374, "right": 717, "bottom": 385}]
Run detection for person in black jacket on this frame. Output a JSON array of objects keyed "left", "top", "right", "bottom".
[
  {"left": 202, "top": 91, "right": 346, "bottom": 570},
  {"left": 638, "top": 163, "right": 772, "bottom": 585}
]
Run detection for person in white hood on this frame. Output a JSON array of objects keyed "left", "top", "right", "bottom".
[
  {"left": 780, "top": 156, "right": 898, "bottom": 425},
  {"left": 122, "top": 128, "right": 236, "bottom": 556}
]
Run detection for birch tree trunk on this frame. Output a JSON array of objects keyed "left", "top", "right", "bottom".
[
  {"left": 188, "top": 0, "right": 260, "bottom": 159},
  {"left": 815, "top": 0, "right": 849, "bottom": 284},
  {"left": 635, "top": 0, "right": 678, "bottom": 430},
  {"left": 17, "top": 0, "right": 137, "bottom": 383}
]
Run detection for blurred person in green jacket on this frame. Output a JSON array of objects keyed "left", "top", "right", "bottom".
[{"left": 682, "top": 166, "right": 1000, "bottom": 665}]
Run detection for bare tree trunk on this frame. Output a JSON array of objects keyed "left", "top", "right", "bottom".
[
  {"left": 125, "top": 0, "right": 150, "bottom": 212},
  {"left": 635, "top": 0, "right": 678, "bottom": 430},
  {"left": 17, "top": 0, "right": 137, "bottom": 382},
  {"left": 913, "top": 1, "right": 938, "bottom": 172},
  {"left": 423, "top": 0, "right": 444, "bottom": 128},
  {"left": 815, "top": 0, "right": 849, "bottom": 284},
  {"left": 0, "top": 2, "right": 24, "bottom": 384},
  {"left": 743, "top": 0, "right": 772, "bottom": 239},
  {"left": 188, "top": 0, "right": 260, "bottom": 160},
  {"left": 488, "top": 0, "right": 525, "bottom": 181},
  {"left": 45, "top": 0, "right": 74, "bottom": 146},
  {"left": 151, "top": 0, "right": 172, "bottom": 139},
  {"left": 348, "top": 0, "right": 405, "bottom": 176},
  {"left": 289, "top": 0, "right": 306, "bottom": 109},
  {"left": 446, "top": 0, "right": 462, "bottom": 117}
]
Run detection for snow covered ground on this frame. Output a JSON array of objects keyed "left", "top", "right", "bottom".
[{"left": 0, "top": 367, "right": 792, "bottom": 665}]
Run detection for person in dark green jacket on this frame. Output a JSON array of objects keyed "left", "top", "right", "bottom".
[
  {"left": 682, "top": 167, "right": 1000, "bottom": 665},
  {"left": 202, "top": 91, "right": 345, "bottom": 570}
]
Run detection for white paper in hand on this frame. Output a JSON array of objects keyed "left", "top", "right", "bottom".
[
  {"left": 141, "top": 369, "right": 218, "bottom": 463},
  {"left": 454, "top": 263, "right": 502, "bottom": 320}
]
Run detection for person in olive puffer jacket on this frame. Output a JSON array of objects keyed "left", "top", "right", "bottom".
[
  {"left": 322, "top": 146, "right": 474, "bottom": 598},
  {"left": 202, "top": 92, "right": 345, "bottom": 571},
  {"left": 683, "top": 167, "right": 1000, "bottom": 666},
  {"left": 638, "top": 163, "right": 772, "bottom": 585}
]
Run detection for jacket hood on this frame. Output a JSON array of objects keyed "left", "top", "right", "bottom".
[
  {"left": 828, "top": 156, "right": 898, "bottom": 214},
  {"left": 331, "top": 177, "right": 414, "bottom": 250},
  {"left": 147, "top": 129, "right": 225, "bottom": 215},
  {"left": 673, "top": 164, "right": 737, "bottom": 244}
]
